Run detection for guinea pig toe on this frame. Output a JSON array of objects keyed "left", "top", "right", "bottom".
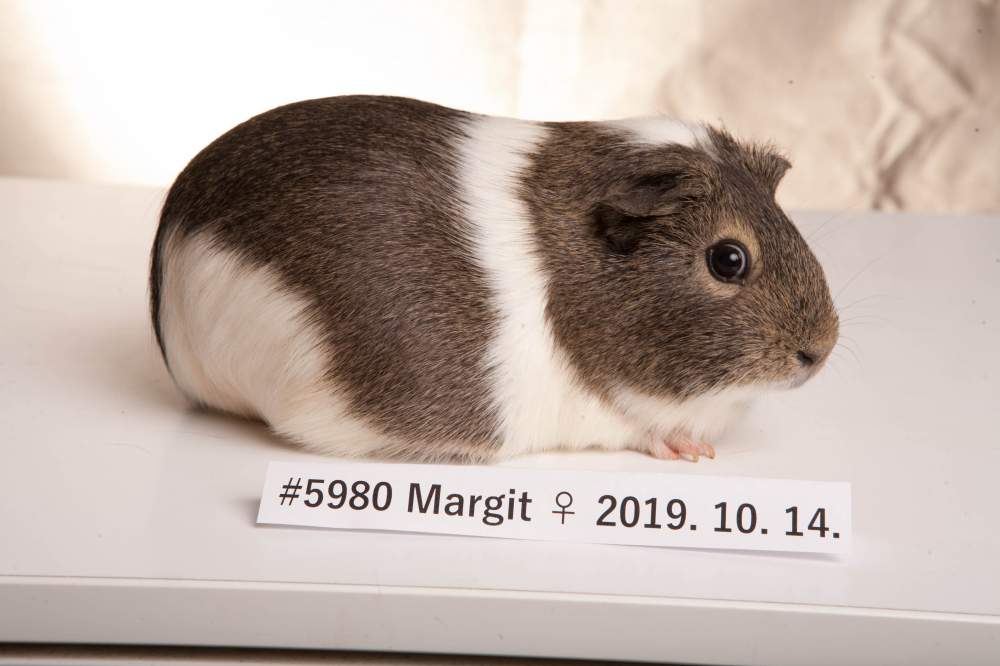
[
  {"left": 696, "top": 441, "right": 717, "bottom": 460},
  {"left": 654, "top": 438, "right": 716, "bottom": 462},
  {"left": 650, "top": 440, "right": 682, "bottom": 460}
]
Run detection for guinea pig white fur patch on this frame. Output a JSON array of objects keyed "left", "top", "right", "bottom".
[
  {"left": 158, "top": 228, "right": 392, "bottom": 457},
  {"left": 611, "top": 117, "right": 716, "bottom": 156},
  {"left": 458, "top": 116, "right": 640, "bottom": 457}
]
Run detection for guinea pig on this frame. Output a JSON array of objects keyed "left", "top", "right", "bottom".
[{"left": 150, "top": 95, "right": 839, "bottom": 463}]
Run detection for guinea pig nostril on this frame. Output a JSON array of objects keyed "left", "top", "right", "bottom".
[{"left": 796, "top": 350, "right": 817, "bottom": 367}]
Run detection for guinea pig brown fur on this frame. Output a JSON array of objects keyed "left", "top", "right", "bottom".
[{"left": 150, "top": 95, "right": 839, "bottom": 463}]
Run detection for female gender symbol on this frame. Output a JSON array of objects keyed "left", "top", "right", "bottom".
[{"left": 552, "top": 491, "right": 575, "bottom": 524}]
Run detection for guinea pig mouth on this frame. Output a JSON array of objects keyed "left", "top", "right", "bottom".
[
  {"left": 787, "top": 358, "right": 827, "bottom": 389},
  {"left": 788, "top": 372, "right": 812, "bottom": 389}
]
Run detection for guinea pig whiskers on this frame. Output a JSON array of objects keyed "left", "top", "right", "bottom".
[
  {"left": 833, "top": 253, "right": 887, "bottom": 302},
  {"left": 834, "top": 337, "right": 862, "bottom": 370},
  {"left": 810, "top": 211, "right": 865, "bottom": 248},
  {"left": 835, "top": 292, "right": 892, "bottom": 313},
  {"left": 803, "top": 210, "right": 851, "bottom": 242},
  {"left": 835, "top": 302, "right": 893, "bottom": 331},
  {"left": 838, "top": 316, "right": 889, "bottom": 329},
  {"left": 825, "top": 351, "right": 849, "bottom": 380},
  {"left": 838, "top": 309, "right": 889, "bottom": 326}
]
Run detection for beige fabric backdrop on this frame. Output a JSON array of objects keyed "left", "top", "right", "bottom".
[{"left": 1, "top": 0, "right": 997, "bottom": 212}]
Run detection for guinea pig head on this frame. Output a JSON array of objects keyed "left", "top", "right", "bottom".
[{"left": 534, "top": 125, "right": 839, "bottom": 402}]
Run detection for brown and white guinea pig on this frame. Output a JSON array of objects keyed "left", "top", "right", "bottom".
[{"left": 149, "top": 95, "right": 839, "bottom": 463}]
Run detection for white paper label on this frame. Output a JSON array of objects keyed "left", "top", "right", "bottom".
[{"left": 257, "top": 461, "right": 851, "bottom": 554}]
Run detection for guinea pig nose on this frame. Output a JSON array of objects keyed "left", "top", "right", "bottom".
[{"left": 796, "top": 350, "right": 817, "bottom": 367}]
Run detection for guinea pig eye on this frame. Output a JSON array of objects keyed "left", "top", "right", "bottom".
[{"left": 706, "top": 240, "right": 750, "bottom": 283}]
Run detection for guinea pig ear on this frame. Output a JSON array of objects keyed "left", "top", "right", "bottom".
[
  {"left": 602, "top": 173, "right": 681, "bottom": 216},
  {"left": 593, "top": 173, "right": 682, "bottom": 254},
  {"left": 709, "top": 127, "right": 791, "bottom": 195},
  {"left": 750, "top": 151, "right": 792, "bottom": 194}
]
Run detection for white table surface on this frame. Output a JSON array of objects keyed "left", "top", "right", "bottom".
[{"left": 1, "top": 177, "right": 998, "bottom": 664}]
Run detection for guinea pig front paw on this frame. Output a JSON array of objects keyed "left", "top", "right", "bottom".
[{"left": 651, "top": 436, "right": 716, "bottom": 463}]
